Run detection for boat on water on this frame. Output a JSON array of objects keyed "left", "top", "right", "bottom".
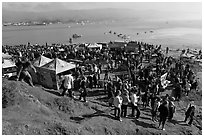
[
  {"left": 72, "top": 34, "right": 82, "bottom": 38},
  {"left": 117, "top": 34, "right": 123, "bottom": 37},
  {"left": 122, "top": 35, "right": 130, "bottom": 39}
]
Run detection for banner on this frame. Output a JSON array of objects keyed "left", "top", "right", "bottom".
[{"left": 161, "top": 73, "right": 171, "bottom": 89}]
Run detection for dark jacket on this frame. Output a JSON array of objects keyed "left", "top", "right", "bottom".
[{"left": 158, "top": 103, "right": 169, "bottom": 118}]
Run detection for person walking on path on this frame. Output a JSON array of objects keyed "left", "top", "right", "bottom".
[
  {"left": 158, "top": 100, "right": 169, "bottom": 131},
  {"left": 184, "top": 102, "right": 196, "bottom": 126}
]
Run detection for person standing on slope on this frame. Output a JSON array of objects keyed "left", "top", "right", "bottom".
[
  {"left": 61, "top": 72, "right": 74, "bottom": 98},
  {"left": 158, "top": 100, "right": 169, "bottom": 130},
  {"left": 16, "top": 58, "right": 36, "bottom": 87},
  {"left": 113, "top": 90, "right": 123, "bottom": 121}
]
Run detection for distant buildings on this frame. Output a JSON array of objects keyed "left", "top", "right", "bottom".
[{"left": 3, "top": 21, "right": 48, "bottom": 26}]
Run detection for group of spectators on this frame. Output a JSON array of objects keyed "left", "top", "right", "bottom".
[{"left": 3, "top": 41, "right": 200, "bottom": 131}]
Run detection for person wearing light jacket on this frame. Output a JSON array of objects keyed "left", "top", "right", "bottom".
[
  {"left": 62, "top": 73, "right": 74, "bottom": 97},
  {"left": 130, "top": 91, "right": 140, "bottom": 119},
  {"left": 113, "top": 90, "right": 123, "bottom": 121}
]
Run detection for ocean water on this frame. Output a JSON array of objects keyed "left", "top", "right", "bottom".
[{"left": 2, "top": 20, "right": 202, "bottom": 49}]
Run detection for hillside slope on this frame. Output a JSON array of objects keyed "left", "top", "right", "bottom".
[{"left": 2, "top": 72, "right": 202, "bottom": 135}]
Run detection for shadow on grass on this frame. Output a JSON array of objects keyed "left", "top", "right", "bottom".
[
  {"left": 87, "top": 89, "right": 105, "bottom": 97},
  {"left": 43, "top": 88, "right": 62, "bottom": 96},
  {"left": 140, "top": 116, "right": 152, "bottom": 121},
  {"left": 132, "top": 119, "right": 156, "bottom": 129},
  {"left": 96, "top": 96, "right": 109, "bottom": 103},
  {"left": 70, "top": 116, "right": 85, "bottom": 124},
  {"left": 89, "top": 100, "right": 110, "bottom": 107},
  {"left": 82, "top": 107, "right": 116, "bottom": 121}
]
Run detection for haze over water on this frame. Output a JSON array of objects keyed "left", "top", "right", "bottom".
[{"left": 2, "top": 2, "right": 202, "bottom": 49}]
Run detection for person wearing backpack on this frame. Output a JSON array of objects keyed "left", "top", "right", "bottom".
[{"left": 113, "top": 90, "right": 123, "bottom": 121}]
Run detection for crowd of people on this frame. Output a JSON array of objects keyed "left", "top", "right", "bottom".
[{"left": 2, "top": 41, "right": 200, "bottom": 131}]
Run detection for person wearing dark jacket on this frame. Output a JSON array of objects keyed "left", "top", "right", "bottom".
[
  {"left": 158, "top": 101, "right": 169, "bottom": 130},
  {"left": 16, "top": 59, "right": 36, "bottom": 87},
  {"left": 79, "top": 76, "right": 87, "bottom": 102},
  {"left": 87, "top": 75, "right": 93, "bottom": 89},
  {"left": 184, "top": 103, "right": 196, "bottom": 126}
]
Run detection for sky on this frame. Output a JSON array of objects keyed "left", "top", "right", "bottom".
[
  {"left": 2, "top": 2, "right": 202, "bottom": 22},
  {"left": 2, "top": 2, "right": 201, "bottom": 13}
]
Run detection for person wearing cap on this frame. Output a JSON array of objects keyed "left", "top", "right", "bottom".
[{"left": 158, "top": 100, "right": 169, "bottom": 131}]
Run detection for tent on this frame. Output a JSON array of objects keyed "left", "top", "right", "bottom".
[
  {"left": 32, "top": 55, "right": 53, "bottom": 67},
  {"left": 2, "top": 58, "right": 16, "bottom": 77},
  {"left": 180, "top": 53, "right": 195, "bottom": 59},
  {"left": 2, "top": 53, "right": 12, "bottom": 59},
  {"left": 2, "top": 59, "right": 15, "bottom": 69},
  {"left": 41, "top": 58, "right": 76, "bottom": 74},
  {"left": 36, "top": 58, "right": 76, "bottom": 89},
  {"left": 87, "top": 43, "right": 102, "bottom": 50},
  {"left": 29, "top": 55, "right": 53, "bottom": 84}
]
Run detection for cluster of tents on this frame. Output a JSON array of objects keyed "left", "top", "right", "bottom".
[{"left": 2, "top": 55, "right": 76, "bottom": 90}]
